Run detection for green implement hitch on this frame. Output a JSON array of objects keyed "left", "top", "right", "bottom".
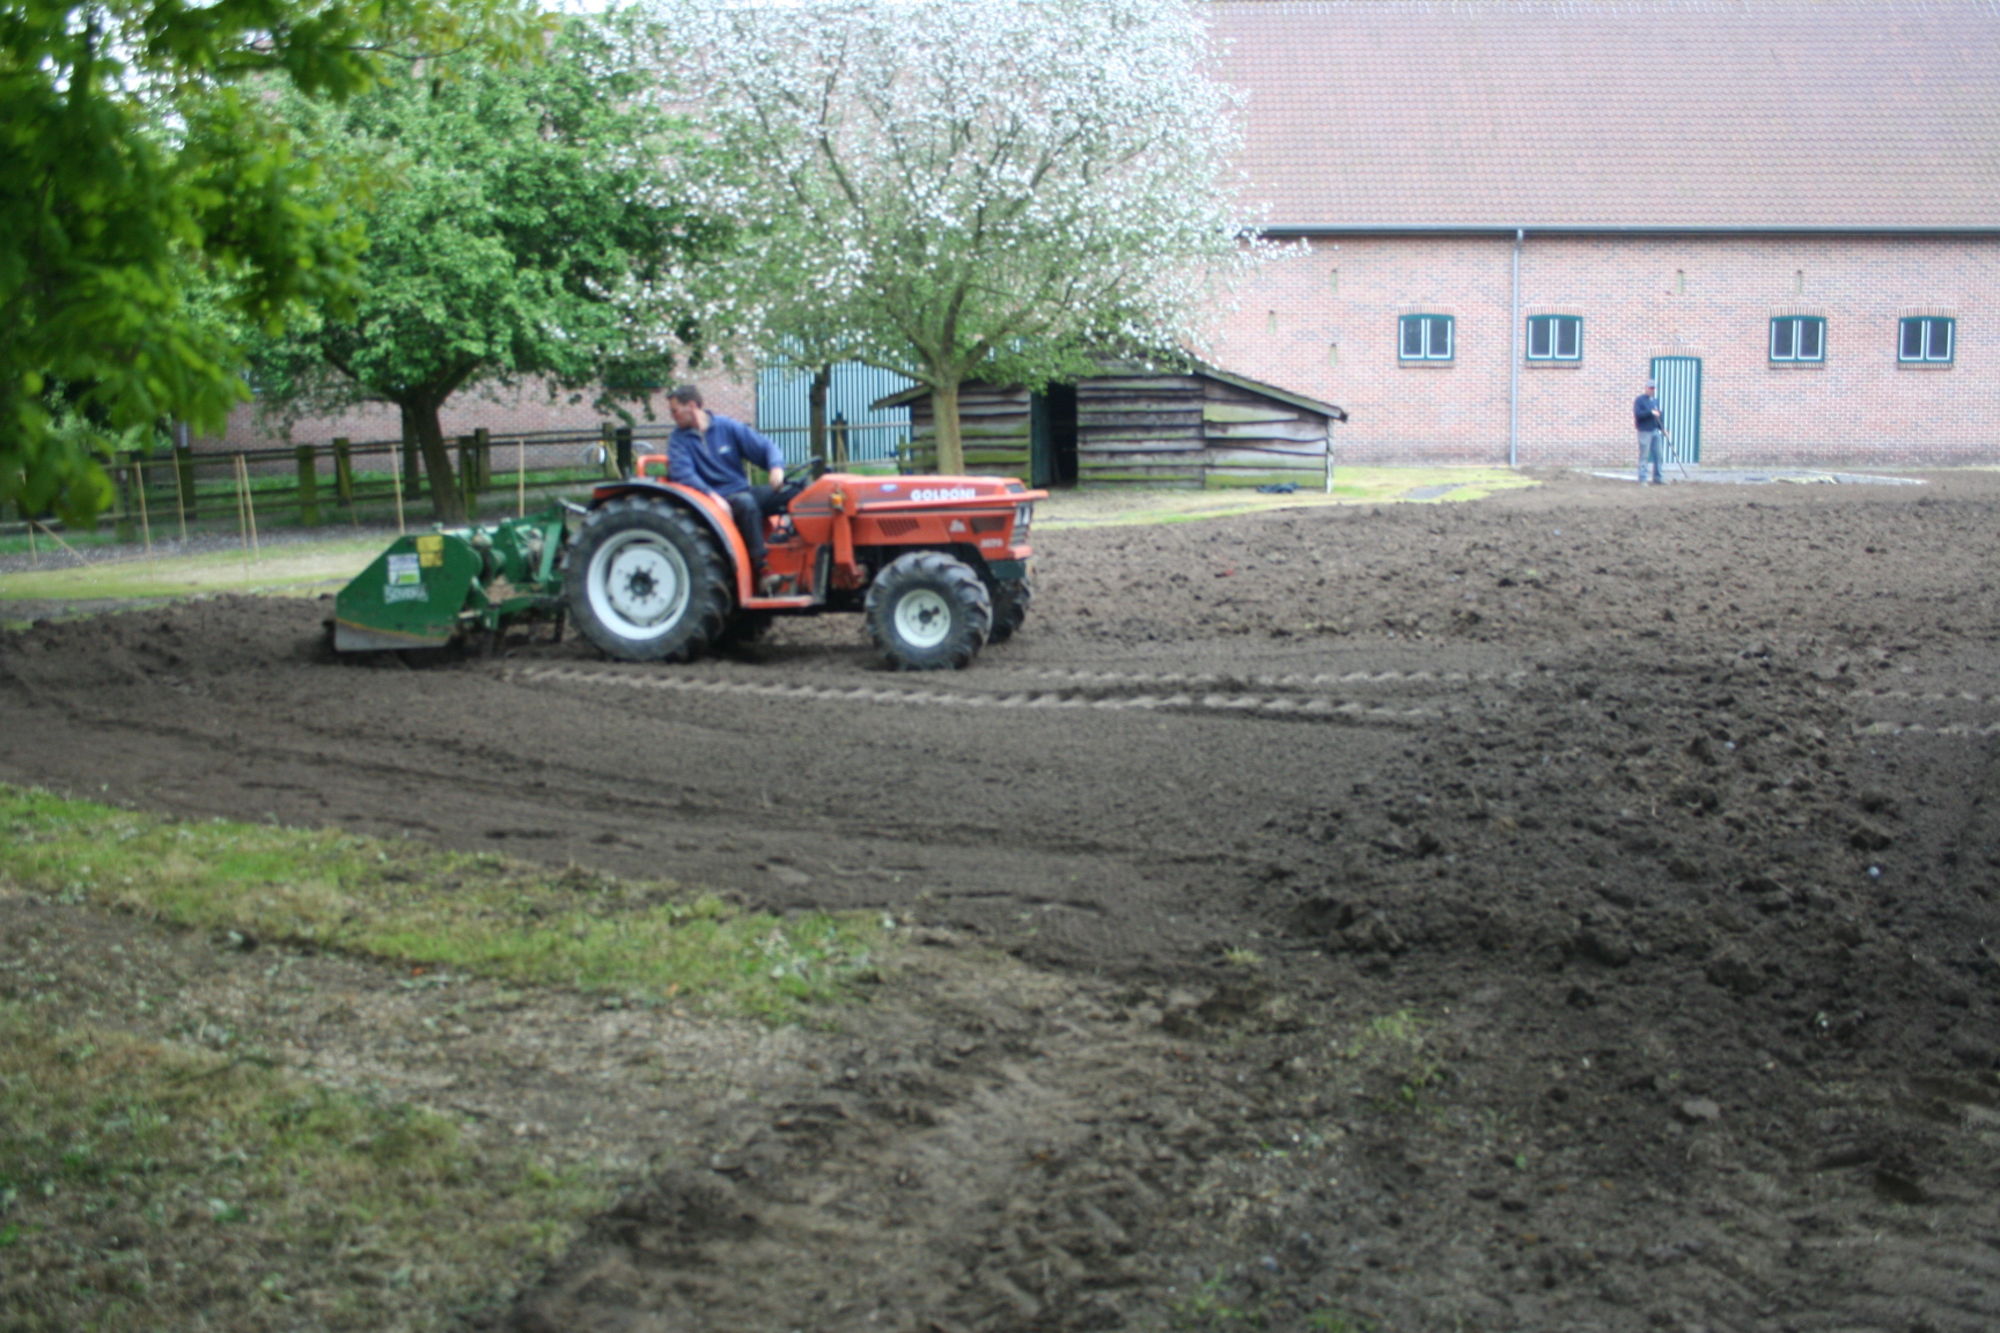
[{"left": 332, "top": 506, "right": 570, "bottom": 653}]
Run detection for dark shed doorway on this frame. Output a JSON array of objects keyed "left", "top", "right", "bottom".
[{"left": 1030, "top": 385, "right": 1078, "bottom": 488}]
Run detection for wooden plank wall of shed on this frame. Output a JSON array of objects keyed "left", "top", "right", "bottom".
[
  {"left": 1201, "top": 380, "right": 1330, "bottom": 488},
  {"left": 903, "top": 386, "right": 1031, "bottom": 477},
  {"left": 1076, "top": 375, "right": 1204, "bottom": 487},
  {"left": 903, "top": 375, "right": 1330, "bottom": 488}
]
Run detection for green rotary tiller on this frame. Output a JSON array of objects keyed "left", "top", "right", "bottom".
[{"left": 329, "top": 505, "right": 571, "bottom": 653}]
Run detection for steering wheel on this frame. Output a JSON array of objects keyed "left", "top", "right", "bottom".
[{"left": 773, "top": 457, "right": 828, "bottom": 512}]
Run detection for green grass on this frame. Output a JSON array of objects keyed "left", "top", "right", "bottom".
[
  {"left": 0, "top": 784, "right": 890, "bottom": 1022},
  {"left": 1341, "top": 1008, "right": 1450, "bottom": 1116},
  {"left": 0, "top": 537, "right": 387, "bottom": 603},
  {"left": 1038, "top": 466, "right": 1538, "bottom": 529},
  {"left": 0, "top": 784, "right": 890, "bottom": 1327},
  {"left": 0, "top": 1002, "right": 607, "bottom": 1332},
  {"left": 0, "top": 525, "right": 133, "bottom": 559}
]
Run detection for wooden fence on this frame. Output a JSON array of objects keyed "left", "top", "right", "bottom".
[{"left": 2, "top": 419, "right": 913, "bottom": 542}]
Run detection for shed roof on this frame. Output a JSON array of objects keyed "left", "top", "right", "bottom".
[
  {"left": 871, "top": 365, "right": 1347, "bottom": 420},
  {"left": 1200, "top": 365, "right": 1349, "bottom": 421},
  {"left": 1210, "top": 0, "right": 2000, "bottom": 232}
]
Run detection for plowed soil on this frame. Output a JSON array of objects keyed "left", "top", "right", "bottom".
[{"left": 4, "top": 468, "right": 1999, "bottom": 1332}]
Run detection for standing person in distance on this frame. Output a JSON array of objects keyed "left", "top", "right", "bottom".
[{"left": 1634, "top": 377, "right": 1670, "bottom": 485}]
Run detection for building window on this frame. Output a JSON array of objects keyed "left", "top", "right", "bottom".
[
  {"left": 1399, "top": 313, "right": 1453, "bottom": 362},
  {"left": 1769, "top": 316, "right": 1826, "bottom": 363},
  {"left": 1899, "top": 316, "right": 1954, "bottom": 364},
  {"left": 1526, "top": 315, "right": 1582, "bottom": 362}
]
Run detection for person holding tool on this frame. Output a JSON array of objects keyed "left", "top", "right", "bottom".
[{"left": 1634, "top": 377, "right": 1670, "bottom": 485}]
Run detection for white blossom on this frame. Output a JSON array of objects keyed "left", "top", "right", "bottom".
[{"left": 611, "top": 0, "right": 1291, "bottom": 466}]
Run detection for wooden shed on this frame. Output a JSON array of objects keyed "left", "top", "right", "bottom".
[{"left": 874, "top": 364, "right": 1346, "bottom": 489}]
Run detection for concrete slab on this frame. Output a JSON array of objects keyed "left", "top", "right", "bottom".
[{"left": 1586, "top": 468, "right": 1926, "bottom": 486}]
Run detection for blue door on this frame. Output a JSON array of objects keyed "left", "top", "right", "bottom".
[{"left": 1649, "top": 356, "right": 1702, "bottom": 465}]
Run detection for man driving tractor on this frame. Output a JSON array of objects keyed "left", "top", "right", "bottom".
[{"left": 665, "top": 384, "right": 787, "bottom": 582}]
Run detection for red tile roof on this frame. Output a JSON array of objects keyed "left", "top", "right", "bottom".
[{"left": 1209, "top": 0, "right": 2000, "bottom": 230}]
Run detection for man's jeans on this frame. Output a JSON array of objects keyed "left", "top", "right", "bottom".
[
  {"left": 1637, "top": 429, "right": 1666, "bottom": 483},
  {"left": 726, "top": 485, "right": 780, "bottom": 565}
]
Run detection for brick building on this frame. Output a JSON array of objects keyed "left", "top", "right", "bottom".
[{"left": 1205, "top": 0, "right": 2000, "bottom": 469}]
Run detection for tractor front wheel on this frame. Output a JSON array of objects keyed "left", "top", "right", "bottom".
[
  {"left": 564, "top": 497, "right": 730, "bottom": 662},
  {"left": 865, "top": 551, "right": 992, "bottom": 670},
  {"left": 988, "top": 577, "right": 1032, "bottom": 644}
]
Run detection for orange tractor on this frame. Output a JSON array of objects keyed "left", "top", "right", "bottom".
[{"left": 332, "top": 454, "right": 1046, "bottom": 671}]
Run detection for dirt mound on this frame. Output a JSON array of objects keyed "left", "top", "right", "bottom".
[{"left": 4, "top": 468, "right": 1998, "bottom": 1330}]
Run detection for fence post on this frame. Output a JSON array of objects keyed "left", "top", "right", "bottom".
[
  {"left": 332, "top": 438, "right": 354, "bottom": 510},
  {"left": 473, "top": 427, "right": 492, "bottom": 490},
  {"left": 175, "top": 437, "right": 198, "bottom": 521},
  {"left": 457, "top": 434, "right": 478, "bottom": 516},
  {"left": 598, "top": 424, "right": 619, "bottom": 478},
  {"left": 114, "top": 453, "right": 137, "bottom": 542},
  {"left": 831, "top": 412, "right": 850, "bottom": 468},
  {"left": 296, "top": 444, "right": 321, "bottom": 526}
]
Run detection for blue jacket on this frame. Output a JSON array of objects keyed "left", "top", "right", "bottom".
[
  {"left": 667, "top": 414, "right": 784, "bottom": 497},
  {"left": 1634, "top": 393, "right": 1665, "bottom": 431}
]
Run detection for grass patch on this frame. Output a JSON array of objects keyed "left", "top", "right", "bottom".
[
  {"left": 1038, "top": 466, "right": 1537, "bottom": 528},
  {"left": 0, "top": 538, "right": 388, "bottom": 603},
  {"left": 0, "top": 1002, "right": 607, "bottom": 1332},
  {"left": 0, "top": 784, "right": 890, "bottom": 1023},
  {"left": 1341, "top": 1008, "right": 1450, "bottom": 1116}
]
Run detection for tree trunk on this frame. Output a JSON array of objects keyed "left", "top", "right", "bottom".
[
  {"left": 809, "top": 366, "right": 830, "bottom": 468},
  {"left": 930, "top": 380, "right": 964, "bottom": 475},
  {"left": 399, "top": 398, "right": 464, "bottom": 524}
]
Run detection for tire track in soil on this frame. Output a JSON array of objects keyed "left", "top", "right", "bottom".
[
  {"left": 1844, "top": 682, "right": 2000, "bottom": 737},
  {"left": 503, "top": 954, "right": 1242, "bottom": 1333},
  {"left": 497, "top": 660, "right": 1528, "bottom": 727}
]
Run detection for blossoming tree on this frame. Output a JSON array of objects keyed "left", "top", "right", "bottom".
[{"left": 623, "top": 0, "right": 1278, "bottom": 474}]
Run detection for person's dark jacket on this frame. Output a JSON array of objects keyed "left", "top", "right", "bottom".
[{"left": 668, "top": 414, "right": 784, "bottom": 497}]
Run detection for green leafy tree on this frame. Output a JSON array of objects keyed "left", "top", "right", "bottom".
[
  {"left": 249, "top": 13, "right": 724, "bottom": 522},
  {"left": 624, "top": 0, "right": 1284, "bottom": 474},
  {"left": 0, "top": 0, "right": 543, "bottom": 524}
]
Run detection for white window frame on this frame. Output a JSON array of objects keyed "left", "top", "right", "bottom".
[
  {"left": 1899, "top": 316, "right": 1954, "bottom": 364},
  {"left": 1399, "top": 313, "right": 1454, "bottom": 362},
  {"left": 1769, "top": 316, "right": 1826, "bottom": 363},
  {"left": 1526, "top": 314, "right": 1582, "bottom": 362}
]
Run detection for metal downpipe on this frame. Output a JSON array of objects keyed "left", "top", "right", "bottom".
[{"left": 1509, "top": 228, "right": 1523, "bottom": 468}]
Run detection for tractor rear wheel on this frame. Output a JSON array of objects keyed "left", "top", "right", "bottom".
[
  {"left": 865, "top": 551, "right": 992, "bottom": 670},
  {"left": 564, "top": 497, "right": 730, "bottom": 662},
  {"left": 988, "top": 577, "right": 1032, "bottom": 644}
]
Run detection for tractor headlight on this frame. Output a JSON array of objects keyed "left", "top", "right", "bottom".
[{"left": 1014, "top": 502, "right": 1034, "bottom": 539}]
